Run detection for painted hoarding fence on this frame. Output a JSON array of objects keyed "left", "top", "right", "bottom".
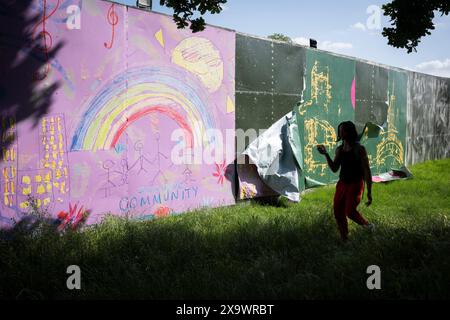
[
  {"left": 0, "top": 1, "right": 448, "bottom": 227},
  {"left": 236, "top": 33, "right": 448, "bottom": 201},
  {"left": 235, "top": 34, "right": 305, "bottom": 200},
  {"left": 0, "top": 0, "right": 236, "bottom": 227},
  {"left": 296, "top": 49, "right": 356, "bottom": 188}
]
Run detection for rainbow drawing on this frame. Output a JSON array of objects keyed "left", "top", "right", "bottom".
[{"left": 70, "top": 66, "right": 216, "bottom": 151}]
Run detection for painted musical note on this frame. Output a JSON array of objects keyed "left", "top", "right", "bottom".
[
  {"left": 32, "top": 0, "right": 60, "bottom": 80},
  {"left": 104, "top": 4, "right": 119, "bottom": 49}
]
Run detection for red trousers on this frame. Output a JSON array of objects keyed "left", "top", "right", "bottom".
[{"left": 333, "top": 179, "right": 368, "bottom": 240}]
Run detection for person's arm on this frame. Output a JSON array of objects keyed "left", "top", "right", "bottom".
[
  {"left": 360, "top": 146, "right": 372, "bottom": 206},
  {"left": 317, "top": 145, "right": 340, "bottom": 173}
]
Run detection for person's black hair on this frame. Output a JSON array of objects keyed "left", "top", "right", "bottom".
[{"left": 336, "top": 121, "right": 359, "bottom": 145}]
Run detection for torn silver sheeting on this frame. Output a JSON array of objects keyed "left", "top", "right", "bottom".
[{"left": 243, "top": 111, "right": 301, "bottom": 202}]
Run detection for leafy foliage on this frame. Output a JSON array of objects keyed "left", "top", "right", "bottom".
[
  {"left": 382, "top": 0, "right": 450, "bottom": 53},
  {"left": 267, "top": 33, "right": 293, "bottom": 43},
  {"left": 159, "top": 0, "right": 227, "bottom": 32}
]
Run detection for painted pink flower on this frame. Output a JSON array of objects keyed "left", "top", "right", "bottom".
[
  {"left": 57, "top": 203, "right": 91, "bottom": 231},
  {"left": 213, "top": 162, "right": 227, "bottom": 185}
]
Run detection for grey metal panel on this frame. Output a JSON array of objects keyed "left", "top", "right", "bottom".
[
  {"left": 236, "top": 34, "right": 305, "bottom": 145},
  {"left": 355, "top": 61, "right": 389, "bottom": 132},
  {"left": 407, "top": 73, "right": 450, "bottom": 165}
]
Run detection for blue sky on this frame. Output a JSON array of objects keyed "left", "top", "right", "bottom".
[{"left": 115, "top": 0, "right": 450, "bottom": 77}]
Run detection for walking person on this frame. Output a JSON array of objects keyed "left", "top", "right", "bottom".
[{"left": 317, "top": 121, "right": 374, "bottom": 241}]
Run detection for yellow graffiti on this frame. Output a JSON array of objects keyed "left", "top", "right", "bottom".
[
  {"left": 22, "top": 186, "right": 31, "bottom": 196},
  {"left": 37, "top": 184, "right": 46, "bottom": 195},
  {"left": 2, "top": 117, "right": 15, "bottom": 136},
  {"left": 2, "top": 167, "right": 16, "bottom": 206},
  {"left": 299, "top": 61, "right": 332, "bottom": 115},
  {"left": 1, "top": 117, "right": 17, "bottom": 207},
  {"left": 19, "top": 201, "right": 29, "bottom": 209},
  {"left": 240, "top": 182, "right": 257, "bottom": 199},
  {"left": 19, "top": 170, "right": 53, "bottom": 209},
  {"left": 375, "top": 82, "right": 404, "bottom": 169},
  {"left": 226, "top": 96, "right": 235, "bottom": 113},
  {"left": 43, "top": 197, "right": 51, "bottom": 206},
  {"left": 22, "top": 175, "right": 30, "bottom": 185},
  {"left": 37, "top": 114, "right": 69, "bottom": 204},
  {"left": 172, "top": 37, "right": 224, "bottom": 92},
  {"left": 154, "top": 29, "right": 165, "bottom": 48},
  {"left": 304, "top": 118, "right": 337, "bottom": 176},
  {"left": 2, "top": 147, "right": 16, "bottom": 161}
]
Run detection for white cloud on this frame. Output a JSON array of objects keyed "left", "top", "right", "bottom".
[
  {"left": 351, "top": 22, "right": 366, "bottom": 31},
  {"left": 320, "top": 41, "right": 353, "bottom": 52},
  {"left": 415, "top": 59, "right": 450, "bottom": 77},
  {"left": 293, "top": 37, "right": 310, "bottom": 46}
]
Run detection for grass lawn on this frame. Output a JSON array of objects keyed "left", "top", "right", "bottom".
[{"left": 1, "top": 158, "right": 449, "bottom": 299}]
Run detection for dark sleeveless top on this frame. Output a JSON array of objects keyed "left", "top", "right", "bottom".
[{"left": 337, "top": 145, "right": 364, "bottom": 183}]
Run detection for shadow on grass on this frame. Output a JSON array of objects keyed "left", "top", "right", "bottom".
[
  {"left": 1, "top": 207, "right": 449, "bottom": 300},
  {"left": 247, "top": 196, "right": 293, "bottom": 208}
]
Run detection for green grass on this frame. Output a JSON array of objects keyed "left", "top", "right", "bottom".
[{"left": 1, "top": 158, "right": 450, "bottom": 299}]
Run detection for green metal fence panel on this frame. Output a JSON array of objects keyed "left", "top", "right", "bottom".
[
  {"left": 357, "top": 67, "right": 408, "bottom": 175},
  {"left": 295, "top": 49, "right": 356, "bottom": 187}
]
